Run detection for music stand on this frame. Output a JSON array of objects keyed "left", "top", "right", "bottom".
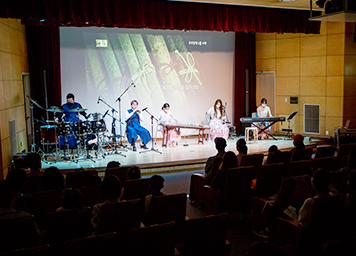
[{"left": 283, "top": 111, "right": 298, "bottom": 139}]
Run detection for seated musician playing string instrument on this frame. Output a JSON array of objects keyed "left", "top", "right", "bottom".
[
  {"left": 125, "top": 100, "right": 151, "bottom": 152},
  {"left": 256, "top": 98, "right": 273, "bottom": 140},
  {"left": 158, "top": 103, "right": 180, "bottom": 147}
]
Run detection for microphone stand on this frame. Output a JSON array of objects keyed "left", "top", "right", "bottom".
[
  {"left": 139, "top": 109, "right": 162, "bottom": 154},
  {"left": 116, "top": 81, "right": 135, "bottom": 148},
  {"left": 105, "top": 113, "right": 126, "bottom": 157},
  {"left": 98, "top": 98, "right": 126, "bottom": 157}
]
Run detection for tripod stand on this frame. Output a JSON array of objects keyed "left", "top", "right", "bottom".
[
  {"left": 283, "top": 111, "right": 298, "bottom": 139},
  {"left": 140, "top": 109, "right": 162, "bottom": 154}
]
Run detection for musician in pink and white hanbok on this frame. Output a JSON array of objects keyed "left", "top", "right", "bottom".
[
  {"left": 158, "top": 103, "right": 181, "bottom": 147},
  {"left": 206, "top": 99, "right": 229, "bottom": 141}
]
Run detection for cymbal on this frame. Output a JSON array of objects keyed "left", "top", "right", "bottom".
[
  {"left": 26, "top": 95, "right": 44, "bottom": 110},
  {"left": 69, "top": 108, "right": 87, "bottom": 113},
  {"left": 45, "top": 108, "right": 64, "bottom": 113}
]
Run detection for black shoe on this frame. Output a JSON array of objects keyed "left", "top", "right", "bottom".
[
  {"left": 141, "top": 144, "right": 148, "bottom": 149},
  {"left": 133, "top": 146, "right": 137, "bottom": 151}
]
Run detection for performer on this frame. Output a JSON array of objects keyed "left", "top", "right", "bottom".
[
  {"left": 256, "top": 98, "right": 273, "bottom": 140},
  {"left": 206, "top": 99, "right": 229, "bottom": 141},
  {"left": 55, "top": 93, "right": 88, "bottom": 148},
  {"left": 125, "top": 100, "right": 151, "bottom": 152},
  {"left": 158, "top": 103, "right": 181, "bottom": 147}
]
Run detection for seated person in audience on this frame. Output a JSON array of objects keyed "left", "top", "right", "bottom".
[
  {"left": 247, "top": 241, "right": 278, "bottom": 256},
  {"left": 290, "top": 134, "right": 305, "bottom": 152},
  {"left": 56, "top": 188, "right": 84, "bottom": 212},
  {"left": 106, "top": 161, "right": 121, "bottom": 169},
  {"left": 41, "top": 167, "right": 65, "bottom": 191},
  {"left": 205, "top": 137, "right": 227, "bottom": 179},
  {"left": 236, "top": 138, "right": 248, "bottom": 166},
  {"left": 340, "top": 147, "right": 356, "bottom": 176},
  {"left": 266, "top": 145, "right": 282, "bottom": 164},
  {"left": 298, "top": 169, "right": 337, "bottom": 228},
  {"left": 145, "top": 175, "right": 165, "bottom": 211},
  {"left": 211, "top": 151, "right": 238, "bottom": 191},
  {"left": 119, "top": 166, "right": 141, "bottom": 201},
  {"left": 86, "top": 174, "right": 102, "bottom": 186},
  {"left": 92, "top": 175, "right": 122, "bottom": 229},
  {"left": 25, "top": 152, "right": 42, "bottom": 177},
  {"left": 6, "top": 169, "right": 32, "bottom": 213},
  {"left": 0, "top": 181, "right": 40, "bottom": 251}
]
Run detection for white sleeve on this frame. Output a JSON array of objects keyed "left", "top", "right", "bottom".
[
  {"left": 268, "top": 106, "right": 273, "bottom": 117},
  {"left": 207, "top": 107, "right": 214, "bottom": 116}
]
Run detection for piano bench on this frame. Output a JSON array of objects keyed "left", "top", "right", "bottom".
[{"left": 245, "top": 127, "right": 258, "bottom": 144}]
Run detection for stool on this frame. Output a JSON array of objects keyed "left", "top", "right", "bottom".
[{"left": 245, "top": 127, "right": 258, "bottom": 144}]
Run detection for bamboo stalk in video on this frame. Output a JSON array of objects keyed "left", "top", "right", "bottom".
[
  {"left": 117, "top": 33, "right": 154, "bottom": 107},
  {"left": 86, "top": 44, "right": 108, "bottom": 95},
  {"left": 129, "top": 34, "right": 165, "bottom": 104},
  {"left": 146, "top": 34, "right": 188, "bottom": 105},
  {"left": 165, "top": 35, "right": 187, "bottom": 86}
]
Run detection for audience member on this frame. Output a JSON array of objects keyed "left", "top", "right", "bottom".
[
  {"left": 86, "top": 174, "right": 102, "bottom": 186},
  {"left": 290, "top": 134, "right": 305, "bottom": 152},
  {"left": 145, "top": 175, "right": 165, "bottom": 211},
  {"left": 24, "top": 153, "right": 42, "bottom": 177},
  {"left": 92, "top": 175, "right": 122, "bottom": 229},
  {"left": 0, "top": 181, "right": 40, "bottom": 252},
  {"left": 211, "top": 151, "right": 238, "bottom": 191},
  {"left": 106, "top": 161, "right": 121, "bottom": 169},
  {"left": 127, "top": 166, "right": 141, "bottom": 180},
  {"left": 119, "top": 166, "right": 141, "bottom": 201},
  {"left": 340, "top": 147, "right": 356, "bottom": 176},
  {"left": 205, "top": 137, "right": 227, "bottom": 178},
  {"left": 56, "top": 188, "right": 83, "bottom": 212},
  {"left": 298, "top": 169, "right": 336, "bottom": 227},
  {"left": 236, "top": 138, "right": 248, "bottom": 166},
  {"left": 6, "top": 169, "right": 32, "bottom": 213},
  {"left": 266, "top": 145, "right": 282, "bottom": 164},
  {"left": 41, "top": 167, "right": 65, "bottom": 191},
  {"left": 247, "top": 241, "right": 278, "bottom": 256}
]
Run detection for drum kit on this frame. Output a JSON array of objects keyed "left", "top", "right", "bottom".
[{"left": 27, "top": 96, "right": 118, "bottom": 163}]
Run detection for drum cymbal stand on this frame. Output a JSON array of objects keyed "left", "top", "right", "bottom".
[
  {"left": 74, "top": 134, "right": 96, "bottom": 163},
  {"left": 27, "top": 96, "right": 46, "bottom": 156},
  {"left": 50, "top": 133, "right": 77, "bottom": 164}
]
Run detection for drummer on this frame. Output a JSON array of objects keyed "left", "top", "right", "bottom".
[
  {"left": 55, "top": 93, "right": 88, "bottom": 122},
  {"left": 55, "top": 93, "right": 88, "bottom": 149}
]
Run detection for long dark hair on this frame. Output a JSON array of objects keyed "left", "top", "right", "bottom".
[{"left": 214, "top": 99, "right": 224, "bottom": 118}]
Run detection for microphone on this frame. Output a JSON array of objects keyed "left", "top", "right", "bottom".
[
  {"left": 142, "top": 107, "right": 148, "bottom": 112},
  {"left": 97, "top": 96, "right": 100, "bottom": 104},
  {"left": 103, "top": 110, "right": 109, "bottom": 118}
]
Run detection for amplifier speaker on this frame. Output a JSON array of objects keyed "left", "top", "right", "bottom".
[
  {"left": 13, "top": 153, "right": 29, "bottom": 169},
  {"left": 334, "top": 127, "right": 356, "bottom": 148}
]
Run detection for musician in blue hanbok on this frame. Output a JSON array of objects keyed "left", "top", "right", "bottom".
[{"left": 125, "top": 100, "right": 151, "bottom": 152}]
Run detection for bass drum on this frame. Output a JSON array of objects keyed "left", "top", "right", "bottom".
[{"left": 91, "top": 119, "right": 106, "bottom": 133}]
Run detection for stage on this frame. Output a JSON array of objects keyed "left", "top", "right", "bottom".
[{"left": 40, "top": 135, "right": 327, "bottom": 176}]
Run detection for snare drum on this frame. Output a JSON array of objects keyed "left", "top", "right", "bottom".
[
  {"left": 91, "top": 119, "right": 106, "bottom": 133},
  {"left": 73, "top": 121, "right": 90, "bottom": 136},
  {"left": 40, "top": 125, "right": 57, "bottom": 145},
  {"left": 57, "top": 122, "right": 72, "bottom": 136}
]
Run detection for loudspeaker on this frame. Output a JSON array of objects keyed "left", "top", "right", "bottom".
[{"left": 13, "top": 153, "right": 29, "bottom": 169}]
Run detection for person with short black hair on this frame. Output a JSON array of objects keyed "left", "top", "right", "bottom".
[
  {"left": 41, "top": 167, "right": 65, "bottom": 191},
  {"left": 127, "top": 166, "right": 141, "bottom": 180},
  {"left": 125, "top": 100, "right": 151, "bottom": 151},
  {"left": 56, "top": 188, "right": 83, "bottom": 211},
  {"left": 290, "top": 134, "right": 305, "bottom": 152},
  {"left": 211, "top": 151, "right": 238, "bottom": 191},
  {"left": 25, "top": 153, "right": 42, "bottom": 177},
  {"left": 106, "top": 161, "right": 121, "bottom": 169},
  {"left": 145, "top": 175, "right": 165, "bottom": 211},
  {"left": 205, "top": 137, "right": 227, "bottom": 178}
]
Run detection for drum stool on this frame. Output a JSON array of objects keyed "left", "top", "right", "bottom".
[{"left": 245, "top": 127, "right": 258, "bottom": 144}]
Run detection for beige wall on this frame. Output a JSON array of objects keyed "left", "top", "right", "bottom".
[
  {"left": 256, "top": 21, "right": 355, "bottom": 137},
  {"left": 0, "top": 18, "right": 28, "bottom": 179}
]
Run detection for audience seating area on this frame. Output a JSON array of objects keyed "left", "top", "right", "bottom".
[{"left": 3, "top": 142, "right": 356, "bottom": 256}]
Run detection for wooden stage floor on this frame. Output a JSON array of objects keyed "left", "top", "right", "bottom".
[{"left": 41, "top": 136, "right": 326, "bottom": 175}]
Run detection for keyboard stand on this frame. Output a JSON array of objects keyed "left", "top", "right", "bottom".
[{"left": 251, "top": 121, "right": 279, "bottom": 141}]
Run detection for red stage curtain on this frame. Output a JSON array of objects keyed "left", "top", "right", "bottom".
[
  {"left": 2, "top": 0, "right": 321, "bottom": 34},
  {"left": 234, "top": 32, "right": 256, "bottom": 133},
  {"left": 26, "top": 26, "right": 61, "bottom": 118}
]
